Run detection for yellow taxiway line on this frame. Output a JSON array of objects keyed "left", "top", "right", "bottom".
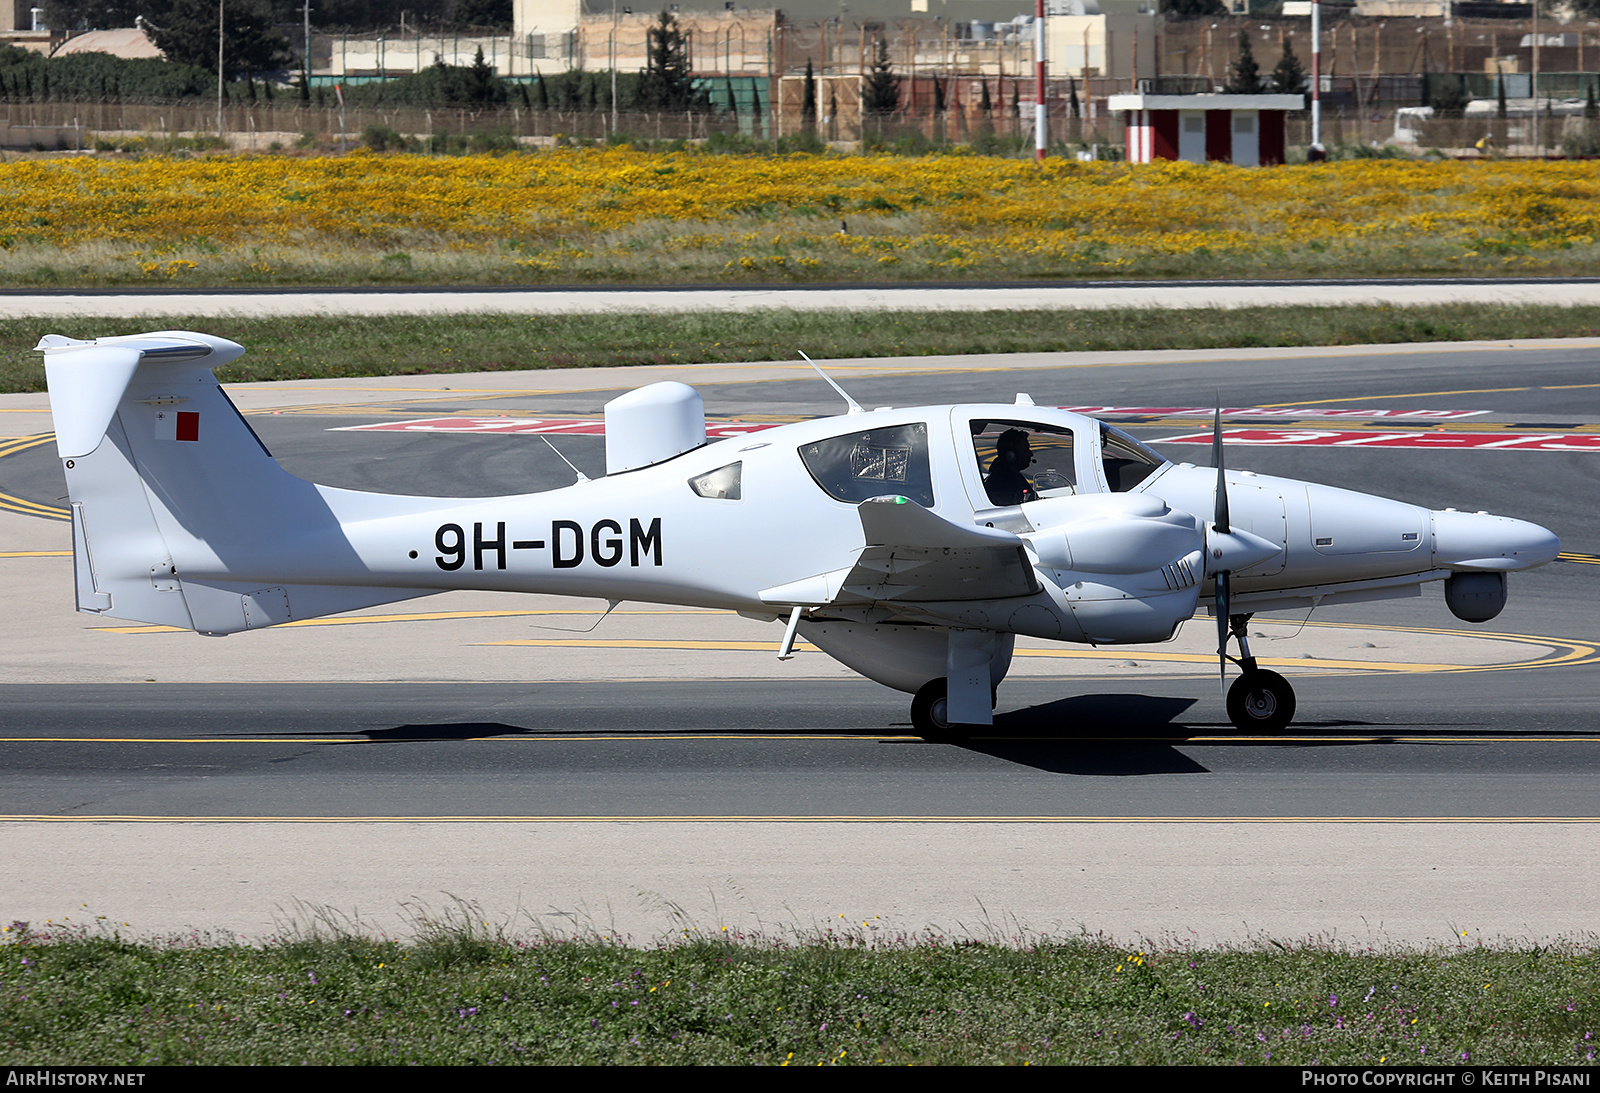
[
  {"left": 7, "top": 735, "right": 1600, "bottom": 747},
  {"left": 0, "top": 434, "right": 68, "bottom": 521}
]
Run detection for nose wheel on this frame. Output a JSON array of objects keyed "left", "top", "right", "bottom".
[
  {"left": 1221, "top": 613, "right": 1296, "bottom": 733},
  {"left": 1226, "top": 669, "right": 1296, "bottom": 733}
]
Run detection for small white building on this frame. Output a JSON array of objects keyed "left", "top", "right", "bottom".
[{"left": 1108, "top": 93, "right": 1304, "bottom": 166}]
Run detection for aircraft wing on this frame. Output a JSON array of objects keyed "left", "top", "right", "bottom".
[{"left": 760, "top": 495, "right": 1039, "bottom": 606}]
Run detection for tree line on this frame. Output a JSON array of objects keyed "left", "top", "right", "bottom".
[
  {"left": 3, "top": 10, "right": 731, "bottom": 110},
  {"left": 40, "top": 0, "right": 513, "bottom": 37}
]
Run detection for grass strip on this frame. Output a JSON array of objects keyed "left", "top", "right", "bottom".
[
  {"left": 2, "top": 920, "right": 1595, "bottom": 1065},
  {"left": 4, "top": 304, "right": 1600, "bottom": 395}
]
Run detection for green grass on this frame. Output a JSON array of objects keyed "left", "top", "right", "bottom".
[
  {"left": 5, "top": 303, "right": 1600, "bottom": 395},
  {"left": 2, "top": 917, "right": 1596, "bottom": 1065}
]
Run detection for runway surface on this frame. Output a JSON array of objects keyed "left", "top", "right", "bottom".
[
  {"left": 7, "top": 277, "right": 1600, "bottom": 316},
  {"left": 2, "top": 336, "right": 1597, "bottom": 944}
]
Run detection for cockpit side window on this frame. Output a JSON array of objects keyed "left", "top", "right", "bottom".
[
  {"left": 799, "top": 422, "right": 935, "bottom": 507},
  {"left": 688, "top": 462, "right": 742, "bottom": 500},
  {"left": 969, "top": 420, "right": 1076, "bottom": 506},
  {"left": 1099, "top": 423, "right": 1168, "bottom": 492}
]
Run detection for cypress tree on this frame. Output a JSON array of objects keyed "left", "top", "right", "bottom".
[
  {"left": 1226, "top": 29, "right": 1261, "bottom": 94},
  {"left": 1271, "top": 36, "right": 1306, "bottom": 94},
  {"left": 861, "top": 36, "right": 900, "bottom": 115},
  {"left": 634, "top": 11, "right": 701, "bottom": 111}
]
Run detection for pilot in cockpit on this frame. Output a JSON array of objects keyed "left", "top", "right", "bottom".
[{"left": 984, "top": 428, "right": 1040, "bottom": 506}]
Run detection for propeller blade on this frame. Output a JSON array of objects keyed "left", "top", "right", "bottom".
[
  {"left": 1212, "top": 404, "right": 1230, "bottom": 535},
  {"left": 1215, "top": 569, "right": 1230, "bottom": 696}
]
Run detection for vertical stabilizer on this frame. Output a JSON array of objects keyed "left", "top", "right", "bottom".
[{"left": 41, "top": 331, "right": 434, "bottom": 632}]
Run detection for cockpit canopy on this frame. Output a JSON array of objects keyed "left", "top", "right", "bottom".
[
  {"left": 798, "top": 422, "right": 937, "bottom": 508},
  {"left": 791, "top": 408, "right": 1168, "bottom": 514}
]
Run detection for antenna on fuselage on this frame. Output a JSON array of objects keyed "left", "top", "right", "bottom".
[
  {"left": 799, "top": 351, "right": 865, "bottom": 415},
  {"left": 529, "top": 598, "right": 621, "bottom": 633},
  {"left": 541, "top": 436, "right": 590, "bottom": 483}
]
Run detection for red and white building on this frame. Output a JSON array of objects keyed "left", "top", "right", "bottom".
[{"left": 1108, "top": 94, "right": 1305, "bottom": 167}]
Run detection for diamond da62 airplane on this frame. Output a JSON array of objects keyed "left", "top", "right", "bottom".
[{"left": 39, "top": 330, "right": 1560, "bottom": 734}]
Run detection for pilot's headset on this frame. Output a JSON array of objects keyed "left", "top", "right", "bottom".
[{"left": 996, "top": 429, "right": 1033, "bottom": 469}]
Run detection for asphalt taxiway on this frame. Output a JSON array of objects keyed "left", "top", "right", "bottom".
[{"left": 2, "top": 336, "right": 1597, "bottom": 945}]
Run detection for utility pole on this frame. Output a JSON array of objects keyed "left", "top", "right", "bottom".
[
  {"left": 1311, "top": 0, "right": 1323, "bottom": 155},
  {"left": 1532, "top": 0, "right": 1542, "bottom": 155},
  {"left": 1034, "top": 0, "right": 1046, "bottom": 160},
  {"left": 217, "top": 0, "right": 225, "bottom": 138},
  {"left": 303, "top": 0, "right": 311, "bottom": 93}
]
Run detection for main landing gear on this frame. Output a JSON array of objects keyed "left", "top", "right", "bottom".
[
  {"left": 910, "top": 678, "right": 998, "bottom": 739},
  {"left": 1221, "top": 613, "right": 1296, "bottom": 733}
]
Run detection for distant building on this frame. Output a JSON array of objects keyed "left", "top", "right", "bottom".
[
  {"left": 52, "top": 26, "right": 162, "bottom": 60},
  {"left": 0, "top": 1, "right": 58, "bottom": 53}
]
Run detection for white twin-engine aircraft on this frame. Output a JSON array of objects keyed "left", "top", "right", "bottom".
[{"left": 40, "top": 331, "right": 1560, "bottom": 735}]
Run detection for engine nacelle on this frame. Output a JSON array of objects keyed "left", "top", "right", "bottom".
[
  {"left": 1020, "top": 493, "right": 1201, "bottom": 574},
  {"left": 1019, "top": 494, "right": 1205, "bottom": 644}
]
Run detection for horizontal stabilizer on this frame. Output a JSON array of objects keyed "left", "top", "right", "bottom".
[{"left": 38, "top": 332, "right": 245, "bottom": 459}]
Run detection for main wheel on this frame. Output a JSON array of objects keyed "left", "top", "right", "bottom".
[
  {"left": 1226, "top": 669, "right": 1296, "bottom": 733},
  {"left": 910, "top": 678, "right": 951, "bottom": 738}
]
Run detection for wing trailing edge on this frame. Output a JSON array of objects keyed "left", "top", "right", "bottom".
[{"left": 759, "top": 495, "right": 1039, "bottom": 607}]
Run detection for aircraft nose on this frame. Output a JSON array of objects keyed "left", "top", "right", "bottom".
[{"left": 1431, "top": 509, "right": 1561, "bottom": 571}]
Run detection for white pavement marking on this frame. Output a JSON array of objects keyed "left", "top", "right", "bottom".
[
  {"left": 6, "top": 337, "right": 1586, "bottom": 440},
  {"left": 1154, "top": 427, "right": 1600, "bottom": 452},
  {"left": 8, "top": 282, "right": 1600, "bottom": 318},
  {"left": 7, "top": 820, "right": 1598, "bottom": 947}
]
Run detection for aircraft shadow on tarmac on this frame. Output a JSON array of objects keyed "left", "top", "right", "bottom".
[
  {"left": 355, "top": 722, "right": 534, "bottom": 742},
  {"left": 262, "top": 698, "right": 1593, "bottom": 782},
  {"left": 921, "top": 695, "right": 1560, "bottom": 776}
]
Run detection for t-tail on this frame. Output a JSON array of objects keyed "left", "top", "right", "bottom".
[{"left": 41, "top": 331, "right": 445, "bottom": 635}]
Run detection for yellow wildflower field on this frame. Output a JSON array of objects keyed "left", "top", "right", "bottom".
[{"left": 1, "top": 150, "right": 1597, "bottom": 285}]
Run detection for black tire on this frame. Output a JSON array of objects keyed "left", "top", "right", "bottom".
[
  {"left": 911, "top": 678, "right": 952, "bottom": 738},
  {"left": 1226, "top": 669, "right": 1296, "bottom": 733}
]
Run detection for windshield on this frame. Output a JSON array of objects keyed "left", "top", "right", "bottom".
[{"left": 1099, "top": 423, "right": 1168, "bottom": 492}]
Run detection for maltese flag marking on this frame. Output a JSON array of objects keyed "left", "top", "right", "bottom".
[{"left": 155, "top": 410, "right": 200, "bottom": 442}]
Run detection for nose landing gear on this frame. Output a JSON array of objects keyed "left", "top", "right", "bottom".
[{"left": 1222, "top": 613, "right": 1296, "bottom": 733}]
